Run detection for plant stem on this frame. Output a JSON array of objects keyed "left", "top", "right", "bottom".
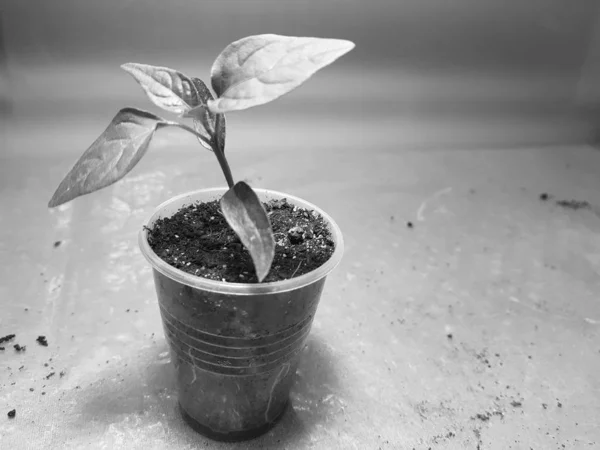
[
  {"left": 172, "top": 120, "right": 234, "bottom": 189},
  {"left": 213, "top": 145, "right": 234, "bottom": 189},
  {"left": 212, "top": 114, "right": 234, "bottom": 189}
]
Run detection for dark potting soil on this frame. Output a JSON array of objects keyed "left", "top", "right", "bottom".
[
  {"left": 147, "top": 198, "right": 335, "bottom": 283},
  {"left": 36, "top": 336, "right": 48, "bottom": 347}
]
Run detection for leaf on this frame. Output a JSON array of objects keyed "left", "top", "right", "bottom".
[
  {"left": 121, "top": 64, "right": 221, "bottom": 152},
  {"left": 190, "top": 78, "right": 214, "bottom": 151},
  {"left": 190, "top": 77, "right": 226, "bottom": 153},
  {"left": 48, "top": 108, "right": 167, "bottom": 208},
  {"left": 220, "top": 181, "right": 275, "bottom": 282},
  {"left": 121, "top": 63, "right": 198, "bottom": 115},
  {"left": 208, "top": 34, "right": 355, "bottom": 113}
]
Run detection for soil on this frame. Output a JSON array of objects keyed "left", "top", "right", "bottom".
[
  {"left": 147, "top": 198, "right": 335, "bottom": 283},
  {"left": 555, "top": 199, "right": 591, "bottom": 211},
  {"left": 539, "top": 193, "right": 551, "bottom": 201},
  {"left": 7, "top": 409, "right": 15, "bottom": 419},
  {"left": 0, "top": 334, "right": 15, "bottom": 344},
  {"left": 36, "top": 336, "right": 48, "bottom": 347},
  {"left": 539, "top": 193, "right": 592, "bottom": 211},
  {"left": 13, "top": 344, "right": 25, "bottom": 352}
]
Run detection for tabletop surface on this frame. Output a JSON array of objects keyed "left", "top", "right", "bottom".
[{"left": 1, "top": 74, "right": 600, "bottom": 449}]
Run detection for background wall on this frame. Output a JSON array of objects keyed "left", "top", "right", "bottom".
[{"left": 2, "top": 0, "right": 600, "bottom": 150}]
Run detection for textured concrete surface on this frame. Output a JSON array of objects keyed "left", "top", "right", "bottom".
[{"left": 1, "top": 103, "right": 600, "bottom": 448}]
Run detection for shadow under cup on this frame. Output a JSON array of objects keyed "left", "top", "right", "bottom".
[{"left": 138, "top": 188, "right": 344, "bottom": 441}]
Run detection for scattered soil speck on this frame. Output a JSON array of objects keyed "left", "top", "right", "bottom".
[
  {"left": 555, "top": 199, "right": 591, "bottom": 210},
  {"left": 542, "top": 403, "right": 548, "bottom": 409},
  {"left": 13, "top": 344, "right": 26, "bottom": 352},
  {"left": 474, "top": 349, "right": 492, "bottom": 368},
  {"left": 539, "top": 193, "right": 551, "bottom": 201},
  {"left": 0, "top": 347, "right": 4, "bottom": 351},
  {"left": 446, "top": 333, "right": 453, "bottom": 340},
  {"left": 53, "top": 240, "right": 62, "bottom": 248},
  {"left": 557, "top": 401, "right": 563, "bottom": 408},
  {"left": 7, "top": 409, "right": 15, "bottom": 419},
  {"left": 36, "top": 336, "right": 48, "bottom": 347},
  {"left": 45, "top": 372, "right": 55, "bottom": 380},
  {"left": 0, "top": 334, "right": 16, "bottom": 345},
  {"left": 407, "top": 221, "right": 414, "bottom": 228},
  {"left": 510, "top": 401, "right": 523, "bottom": 408},
  {"left": 472, "top": 410, "right": 503, "bottom": 422}
]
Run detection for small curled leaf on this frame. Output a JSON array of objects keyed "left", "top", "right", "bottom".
[
  {"left": 121, "top": 63, "right": 197, "bottom": 115},
  {"left": 209, "top": 34, "right": 355, "bottom": 113},
  {"left": 122, "top": 63, "right": 223, "bottom": 153},
  {"left": 220, "top": 182, "right": 275, "bottom": 282},
  {"left": 190, "top": 77, "right": 226, "bottom": 153},
  {"left": 48, "top": 108, "right": 167, "bottom": 208}
]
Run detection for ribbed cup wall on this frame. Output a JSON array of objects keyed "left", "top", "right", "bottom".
[{"left": 152, "top": 269, "right": 326, "bottom": 439}]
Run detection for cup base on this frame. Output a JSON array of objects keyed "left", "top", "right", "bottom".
[{"left": 178, "top": 400, "right": 289, "bottom": 442}]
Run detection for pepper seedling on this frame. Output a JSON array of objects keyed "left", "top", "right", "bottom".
[{"left": 48, "top": 34, "right": 355, "bottom": 281}]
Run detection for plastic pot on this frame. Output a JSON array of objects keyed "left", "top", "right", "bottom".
[{"left": 138, "top": 187, "right": 344, "bottom": 441}]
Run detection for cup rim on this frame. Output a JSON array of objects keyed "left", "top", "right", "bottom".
[{"left": 138, "top": 187, "right": 344, "bottom": 295}]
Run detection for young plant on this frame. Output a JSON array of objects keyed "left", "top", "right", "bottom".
[{"left": 48, "top": 34, "right": 355, "bottom": 282}]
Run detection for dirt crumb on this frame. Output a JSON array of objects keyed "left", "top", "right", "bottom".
[
  {"left": 0, "top": 334, "right": 15, "bottom": 345},
  {"left": 555, "top": 199, "right": 591, "bottom": 210}
]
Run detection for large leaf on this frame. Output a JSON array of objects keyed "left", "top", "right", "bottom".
[
  {"left": 190, "top": 77, "right": 226, "bottom": 153},
  {"left": 220, "top": 182, "right": 275, "bottom": 282},
  {"left": 48, "top": 108, "right": 167, "bottom": 208},
  {"left": 121, "top": 63, "right": 198, "bottom": 115},
  {"left": 208, "top": 34, "right": 355, "bottom": 113}
]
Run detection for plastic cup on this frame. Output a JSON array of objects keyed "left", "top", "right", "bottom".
[{"left": 138, "top": 188, "right": 344, "bottom": 441}]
